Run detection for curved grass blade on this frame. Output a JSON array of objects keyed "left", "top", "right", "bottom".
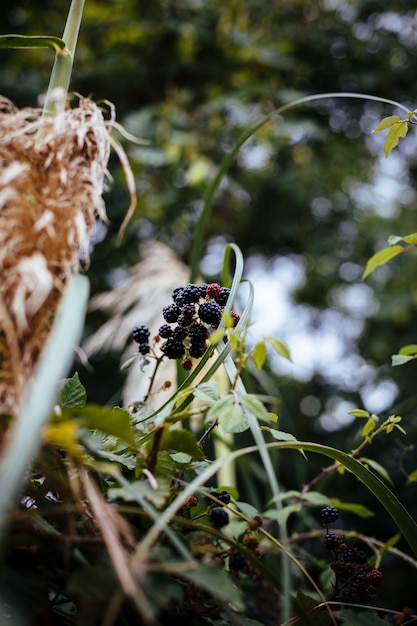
[
  {"left": 0, "top": 34, "right": 67, "bottom": 53},
  {"left": 0, "top": 275, "right": 89, "bottom": 538},
  {"left": 189, "top": 92, "right": 412, "bottom": 282}
]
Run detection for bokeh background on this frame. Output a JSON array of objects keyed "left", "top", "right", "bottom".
[{"left": 2, "top": 0, "right": 417, "bottom": 612}]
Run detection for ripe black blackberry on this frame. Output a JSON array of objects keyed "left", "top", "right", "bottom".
[
  {"left": 189, "top": 343, "right": 206, "bottom": 359},
  {"left": 172, "top": 287, "right": 186, "bottom": 306},
  {"left": 138, "top": 343, "right": 150, "bottom": 355},
  {"left": 211, "top": 490, "right": 231, "bottom": 505},
  {"left": 161, "top": 339, "right": 185, "bottom": 360},
  {"left": 177, "top": 304, "right": 196, "bottom": 327},
  {"left": 210, "top": 507, "right": 229, "bottom": 529},
  {"left": 188, "top": 323, "right": 208, "bottom": 343},
  {"left": 324, "top": 533, "right": 342, "bottom": 551},
  {"left": 198, "top": 283, "right": 208, "bottom": 298},
  {"left": 132, "top": 324, "right": 150, "bottom": 344},
  {"left": 163, "top": 303, "right": 180, "bottom": 323},
  {"left": 173, "top": 326, "right": 188, "bottom": 341},
  {"left": 158, "top": 324, "right": 173, "bottom": 339},
  {"left": 320, "top": 506, "right": 339, "bottom": 527},
  {"left": 198, "top": 301, "right": 222, "bottom": 326},
  {"left": 182, "top": 283, "right": 202, "bottom": 303},
  {"left": 229, "top": 550, "right": 247, "bottom": 571},
  {"left": 215, "top": 287, "right": 231, "bottom": 307}
]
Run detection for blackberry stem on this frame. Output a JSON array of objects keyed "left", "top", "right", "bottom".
[
  {"left": 143, "top": 353, "right": 165, "bottom": 403},
  {"left": 147, "top": 425, "right": 165, "bottom": 474},
  {"left": 197, "top": 420, "right": 219, "bottom": 447}
]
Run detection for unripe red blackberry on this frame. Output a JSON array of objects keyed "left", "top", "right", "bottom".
[
  {"left": 198, "top": 301, "right": 222, "bottom": 326},
  {"left": 211, "top": 490, "right": 231, "bottom": 506},
  {"left": 158, "top": 324, "right": 173, "bottom": 338},
  {"left": 320, "top": 506, "right": 339, "bottom": 526},
  {"left": 324, "top": 532, "right": 342, "bottom": 550},
  {"left": 367, "top": 569, "right": 383, "bottom": 586},
  {"left": 161, "top": 339, "right": 185, "bottom": 360},
  {"left": 138, "top": 343, "right": 150, "bottom": 355},
  {"left": 229, "top": 550, "right": 247, "bottom": 571},
  {"left": 163, "top": 303, "right": 180, "bottom": 323},
  {"left": 210, "top": 507, "right": 229, "bottom": 528},
  {"left": 206, "top": 283, "right": 222, "bottom": 299},
  {"left": 132, "top": 324, "right": 150, "bottom": 344},
  {"left": 181, "top": 357, "right": 193, "bottom": 371}
]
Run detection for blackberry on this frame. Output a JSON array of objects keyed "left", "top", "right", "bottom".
[
  {"left": 320, "top": 506, "right": 339, "bottom": 526},
  {"left": 355, "top": 550, "right": 368, "bottom": 565},
  {"left": 216, "top": 287, "right": 231, "bottom": 307},
  {"left": 206, "top": 283, "right": 222, "bottom": 299},
  {"left": 163, "top": 304, "right": 180, "bottom": 323},
  {"left": 198, "top": 283, "right": 208, "bottom": 298},
  {"left": 158, "top": 324, "right": 173, "bottom": 339},
  {"left": 198, "top": 301, "right": 222, "bottom": 326},
  {"left": 210, "top": 507, "right": 229, "bottom": 529},
  {"left": 161, "top": 339, "right": 185, "bottom": 360},
  {"left": 177, "top": 304, "right": 195, "bottom": 327},
  {"left": 189, "top": 343, "right": 207, "bottom": 359},
  {"left": 367, "top": 569, "right": 383, "bottom": 586},
  {"left": 188, "top": 323, "right": 208, "bottom": 343},
  {"left": 229, "top": 550, "right": 247, "bottom": 571},
  {"left": 182, "top": 283, "right": 202, "bottom": 303},
  {"left": 230, "top": 311, "right": 240, "bottom": 327},
  {"left": 181, "top": 357, "right": 193, "bottom": 371},
  {"left": 324, "top": 533, "right": 342, "bottom": 551},
  {"left": 173, "top": 326, "right": 188, "bottom": 341},
  {"left": 132, "top": 324, "right": 150, "bottom": 344},
  {"left": 138, "top": 343, "right": 150, "bottom": 355},
  {"left": 211, "top": 490, "right": 231, "bottom": 505},
  {"left": 172, "top": 287, "right": 186, "bottom": 306}
]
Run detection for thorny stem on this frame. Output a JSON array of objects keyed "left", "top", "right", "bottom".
[
  {"left": 197, "top": 419, "right": 218, "bottom": 447},
  {"left": 143, "top": 353, "right": 167, "bottom": 403}
]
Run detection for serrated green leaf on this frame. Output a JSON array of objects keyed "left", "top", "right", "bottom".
[
  {"left": 293, "top": 589, "right": 333, "bottom": 626},
  {"left": 372, "top": 115, "right": 400, "bottom": 134},
  {"left": 264, "top": 427, "right": 297, "bottom": 442},
  {"left": 205, "top": 395, "right": 234, "bottom": 423},
  {"left": 170, "top": 452, "right": 192, "bottom": 464},
  {"left": 362, "top": 245, "right": 404, "bottom": 279},
  {"left": 194, "top": 382, "right": 220, "bottom": 404},
  {"left": 253, "top": 341, "right": 267, "bottom": 369},
  {"left": 58, "top": 372, "right": 86, "bottom": 409},
  {"left": 392, "top": 354, "right": 417, "bottom": 367},
  {"left": 266, "top": 336, "right": 291, "bottom": 360},
  {"left": 302, "top": 491, "right": 333, "bottom": 506},
  {"left": 348, "top": 409, "right": 370, "bottom": 418},
  {"left": 235, "top": 500, "right": 260, "bottom": 519},
  {"left": 384, "top": 121, "right": 408, "bottom": 157},
  {"left": 240, "top": 394, "right": 271, "bottom": 423},
  {"left": 180, "top": 562, "right": 243, "bottom": 610},
  {"left": 220, "top": 403, "right": 249, "bottom": 434},
  {"left": 0, "top": 34, "right": 67, "bottom": 53}
]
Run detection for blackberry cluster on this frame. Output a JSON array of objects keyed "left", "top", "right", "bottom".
[
  {"left": 210, "top": 490, "right": 231, "bottom": 506},
  {"left": 319, "top": 507, "right": 384, "bottom": 604},
  {"left": 132, "top": 324, "right": 151, "bottom": 355},
  {"left": 158, "top": 282, "right": 239, "bottom": 369}
]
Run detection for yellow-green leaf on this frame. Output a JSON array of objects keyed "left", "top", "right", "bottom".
[
  {"left": 399, "top": 344, "right": 417, "bottom": 356},
  {"left": 266, "top": 336, "right": 291, "bottom": 360},
  {"left": 253, "top": 341, "right": 267, "bottom": 369},
  {"left": 0, "top": 34, "right": 67, "bottom": 53},
  {"left": 384, "top": 121, "right": 408, "bottom": 157},
  {"left": 43, "top": 420, "right": 80, "bottom": 454},
  {"left": 372, "top": 115, "right": 400, "bottom": 134},
  {"left": 362, "top": 245, "right": 404, "bottom": 279}
]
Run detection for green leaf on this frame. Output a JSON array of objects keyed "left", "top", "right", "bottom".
[
  {"left": 372, "top": 115, "right": 400, "bottom": 134},
  {"left": 160, "top": 428, "right": 205, "bottom": 461},
  {"left": 338, "top": 608, "right": 388, "bottom": 625},
  {"left": 263, "top": 427, "right": 298, "bottom": 442},
  {"left": 264, "top": 503, "right": 301, "bottom": 525},
  {"left": 302, "top": 491, "right": 333, "bottom": 506},
  {"left": 348, "top": 409, "right": 370, "bottom": 418},
  {"left": 392, "top": 354, "right": 417, "bottom": 367},
  {"left": 253, "top": 341, "right": 267, "bottom": 369},
  {"left": 240, "top": 394, "right": 271, "bottom": 423},
  {"left": 120, "top": 354, "right": 139, "bottom": 371},
  {"left": 293, "top": 589, "right": 333, "bottom": 626},
  {"left": 407, "top": 469, "right": 417, "bottom": 484},
  {"left": 327, "top": 498, "right": 374, "bottom": 518},
  {"left": 194, "top": 382, "right": 220, "bottom": 404},
  {"left": 206, "top": 395, "right": 234, "bottom": 423},
  {"left": 384, "top": 120, "right": 408, "bottom": 157},
  {"left": 362, "top": 245, "right": 404, "bottom": 279},
  {"left": 64, "top": 405, "right": 134, "bottom": 445},
  {"left": 220, "top": 403, "right": 249, "bottom": 434},
  {"left": 266, "top": 336, "right": 291, "bottom": 360},
  {"left": 362, "top": 457, "right": 394, "bottom": 485},
  {"left": 362, "top": 418, "right": 376, "bottom": 436},
  {"left": 180, "top": 562, "right": 243, "bottom": 609},
  {"left": 399, "top": 344, "right": 417, "bottom": 355},
  {"left": 58, "top": 372, "right": 86, "bottom": 409},
  {"left": 388, "top": 232, "right": 417, "bottom": 245},
  {"left": 0, "top": 34, "right": 67, "bottom": 53},
  {"left": 235, "top": 500, "right": 259, "bottom": 519}
]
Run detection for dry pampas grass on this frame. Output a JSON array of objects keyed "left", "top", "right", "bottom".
[
  {"left": 0, "top": 95, "right": 117, "bottom": 415},
  {"left": 83, "top": 240, "right": 189, "bottom": 409}
]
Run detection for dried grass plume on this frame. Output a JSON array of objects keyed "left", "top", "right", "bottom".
[{"left": 0, "top": 96, "right": 114, "bottom": 415}]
